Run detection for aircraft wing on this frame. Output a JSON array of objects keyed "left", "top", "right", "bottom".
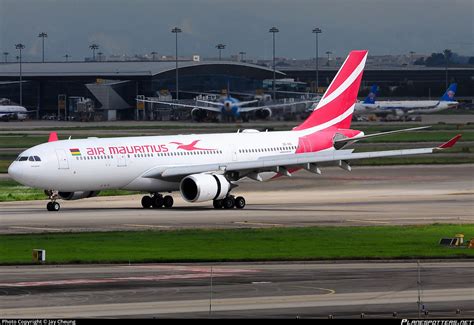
[
  {"left": 235, "top": 100, "right": 259, "bottom": 107},
  {"left": 238, "top": 100, "right": 317, "bottom": 113},
  {"left": 333, "top": 126, "right": 432, "bottom": 147},
  {"left": 142, "top": 134, "right": 461, "bottom": 179},
  {"left": 196, "top": 99, "right": 223, "bottom": 107},
  {"left": 136, "top": 98, "right": 222, "bottom": 112}
]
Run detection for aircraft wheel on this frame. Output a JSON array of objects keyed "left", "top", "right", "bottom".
[
  {"left": 213, "top": 199, "right": 223, "bottom": 209},
  {"left": 152, "top": 195, "right": 164, "bottom": 208},
  {"left": 163, "top": 195, "right": 174, "bottom": 208},
  {"left": 50, "top": 202, "right": 60, "bottom": 212},
  {"left": 46, "top": 202, "right": 53, "bottom": 211},
  {"left": 234, "top": 196, "right": 246, "bottom": 209},
  {"left": 223, "top": 196, "right": 235, "bottom": 209},
  {"left": 141, "top": 196, "right": 152, "bottom": 209}
]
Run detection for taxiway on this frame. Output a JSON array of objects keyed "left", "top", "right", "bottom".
[{"left": 0, "top": 261, "right": 472, "bottom": 318}]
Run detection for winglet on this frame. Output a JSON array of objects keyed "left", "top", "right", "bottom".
[
  {"left": 48, "top": 132, "right": 58, "bottom": 142},
  {"left": 438, "top": 134, "right": 462, "bottom": 149}
]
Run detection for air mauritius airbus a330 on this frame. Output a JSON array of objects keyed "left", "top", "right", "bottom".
[{"left": 8, "top": 50, "right": 461, "bottom": 211}]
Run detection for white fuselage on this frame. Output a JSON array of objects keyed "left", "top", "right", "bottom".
[
  {"left": 0, "top": 105, "right": 28, "bottom": 120},
  {"left": 355, "top": 100, "right": 458, "bottom": 115},
  {"left": 8, "top": 130, "right": 308, "bottom": 193}
]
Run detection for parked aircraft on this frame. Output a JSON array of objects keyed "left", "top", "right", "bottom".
[
  {"left": 137, "top": 87, "right": 315, "bottom": 121},
  {"left": 8, "top": 50, "right": 461, "bottom": 211},
  {"left": 355, "top": 83, "right": 458, "bottom": 117},
  {"left": 0, "top": 105, "right": 30, "bottom": 121}
]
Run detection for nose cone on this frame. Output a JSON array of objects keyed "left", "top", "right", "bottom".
[{"left": 8, "top": 162, "right": 21, "bottom": 183}]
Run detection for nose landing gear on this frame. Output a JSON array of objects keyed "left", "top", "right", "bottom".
[
  {"left": 45, "top": 190, "right": 60, "bottom": 211},
  {"left": 46, "top": 201, "right": 60, "bottom": 211}
]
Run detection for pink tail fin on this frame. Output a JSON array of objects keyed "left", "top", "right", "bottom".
[{"left": 294, "top": 50, "right": 368, "bottom": 131}]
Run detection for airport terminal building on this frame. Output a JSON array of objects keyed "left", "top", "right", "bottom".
[
  {"left": 0, "top": 60, "right": 472, "bottom": 121},
  {"left": 0, "top": 61, "right": 285, "bottom": 120}
]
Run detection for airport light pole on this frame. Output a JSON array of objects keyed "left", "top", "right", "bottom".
[
  {"left": 409, "top": 51, "right": 415, "bottom": 65},
  {"left": 97, "top": 52, "right": 103, "bottom": 62},
  {"left": 239, "top": 51, "right": 246, "bottom": 62},
  {"left": 269, "top": 26, "right": 279, "bottom": 100},
  {"left": 89, "top": 44, "right": 99, "bottom": 61},
  {"left": 216, "top": 43, "right": 225, "bottom": 61},
  {"left": 38, "top": 32, "right": 48, "bottom": 63},
  {"left": 3, "top": 52, "right": 8, "bottom": 63},
  {"left": 326, "top": 51, "right": 332, "bottom": 66},
  {"left": 15, "top": 43, "right": 25, "bottom": 106},
  {"left": 443, "top": 49, "right": 452, "bottom": 89},
  {"left": 64, "top": 54, "right": 70, "bottom": 62},
  {"left": 171, "top": 27, "right": 182, "bottom": 100},
  {"left": 312, "top": 27, "right": 322, "bottom": 94}
]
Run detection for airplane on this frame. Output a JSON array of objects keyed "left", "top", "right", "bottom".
[
  {"left": 136, "top": 87, "right": 316, "bottom": 122},
  {"left": 8, "top": 50, "right": 462, "bottom": 212},
  {"left": 0, "top": 104, "right": 31, "bottom": 121},
  {"left": 354, "top": 83, "right": 459, "bottom": 117}
]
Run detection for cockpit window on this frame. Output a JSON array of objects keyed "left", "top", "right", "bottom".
[
  {"left": 19, "top": 156, "right": 28, "bottom": 161},
  {"left": 34, "top": 156, "right": 41, "bottom": 161},
  {"left": 28, "top": 156, "right": 34, "bottom": 161}
]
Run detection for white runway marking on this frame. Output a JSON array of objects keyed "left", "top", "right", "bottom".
[
  {"left": 346, "top": 219, "right": 390, "bottom": 224},
  {"left": 122, "top": 224, "right": 170, "bottom": 229},
  {"left": 9, "top": 226, "right": 63, "bottom": 231},
  {"left": 233, "top": 222, "right": 284, "bottom": 227}
]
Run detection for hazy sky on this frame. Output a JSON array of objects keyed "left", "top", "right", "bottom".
[{"left": 0, "top": 0, "right": 472, "bottom": 61}]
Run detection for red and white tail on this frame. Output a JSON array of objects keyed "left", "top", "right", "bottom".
[{"left": 294, "top": 50, "right": 368, "bottom": 131}]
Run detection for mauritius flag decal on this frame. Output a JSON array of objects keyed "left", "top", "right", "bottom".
[{"left": 69, "top": 148, "right": 81, "bottom": 156}]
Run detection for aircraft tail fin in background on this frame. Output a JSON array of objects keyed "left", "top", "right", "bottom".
[
  {"left": 440, "top": 83, "right": 457, "bottom": 102},
  {"left": 363, "top": 84, "right": 378, "bottom": 104},
  {"left": 294, "top": 50, "right": 368, "bottom": 131},
  {"left": 48, "top": 132, "right": 58, "bottom": 142}
]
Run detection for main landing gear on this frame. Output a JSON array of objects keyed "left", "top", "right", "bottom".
[
  {"left": 213, "top": 195, "right": 246, "bottom": 209},
  {"left": 141, "top": 193, "right": 174, "bottom": 209},
  {"left": 45, "top": 190, "right": 60, "bottom": 211}
]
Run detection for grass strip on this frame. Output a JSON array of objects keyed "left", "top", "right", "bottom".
[{"left": 1, "top": 225, "right": 473, "bottom": 264}]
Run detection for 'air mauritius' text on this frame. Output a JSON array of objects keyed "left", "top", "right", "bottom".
[{"left": 86, "top": 145, "right": 169, "bottom": 156}]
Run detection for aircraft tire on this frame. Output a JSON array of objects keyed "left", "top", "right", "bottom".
[
  {"left": 223, "top": 196, "right": 235, "bottom": 209},
  {"left": 141, "top": 196, "right": 152, "bottom": 209},
  {"left": 234, "top": 196, "right": 246, "bottom": 209},
  {"left": 163, "top": 195, "right": 174, "bottom": 208},
  {"left": 52, "top": 202, "right": 60, "bottom": 211},
  {"left": 152, "top": 195, "right": 164, "bottom": 208},
  {"left": 213, "top": 199, "right": 223, "bottom": 209}
]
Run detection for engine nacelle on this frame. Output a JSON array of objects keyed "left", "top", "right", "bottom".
[
  {"left": 180, "top": 174, "right": 231, "bottom": 203},
  {"left": 191, "top": 108, "right": 207, "bottom": 121},
  {"left": 255, "top": 108, "right": 272, "bottom": 119},
  {"left": 58, "top": 191, "right": 100, "bottom": 200}
]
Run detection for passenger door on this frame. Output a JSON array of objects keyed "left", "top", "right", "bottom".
[{"left": 55, "top": 149, "right": 69, "bottom": 169}]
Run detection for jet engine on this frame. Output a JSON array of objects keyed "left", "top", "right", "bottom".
[
  {"left": 180, "top": 174, "right": 231, "bottom": 202},
  {"left": 191, "top": 108, "right": 207, "bottom": 121},
  {"left": 255, "top": 108, "right": 272, "bottom": 119},
  {"left": 58, "top": 191, "right": 101, "bottom": 200}
]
